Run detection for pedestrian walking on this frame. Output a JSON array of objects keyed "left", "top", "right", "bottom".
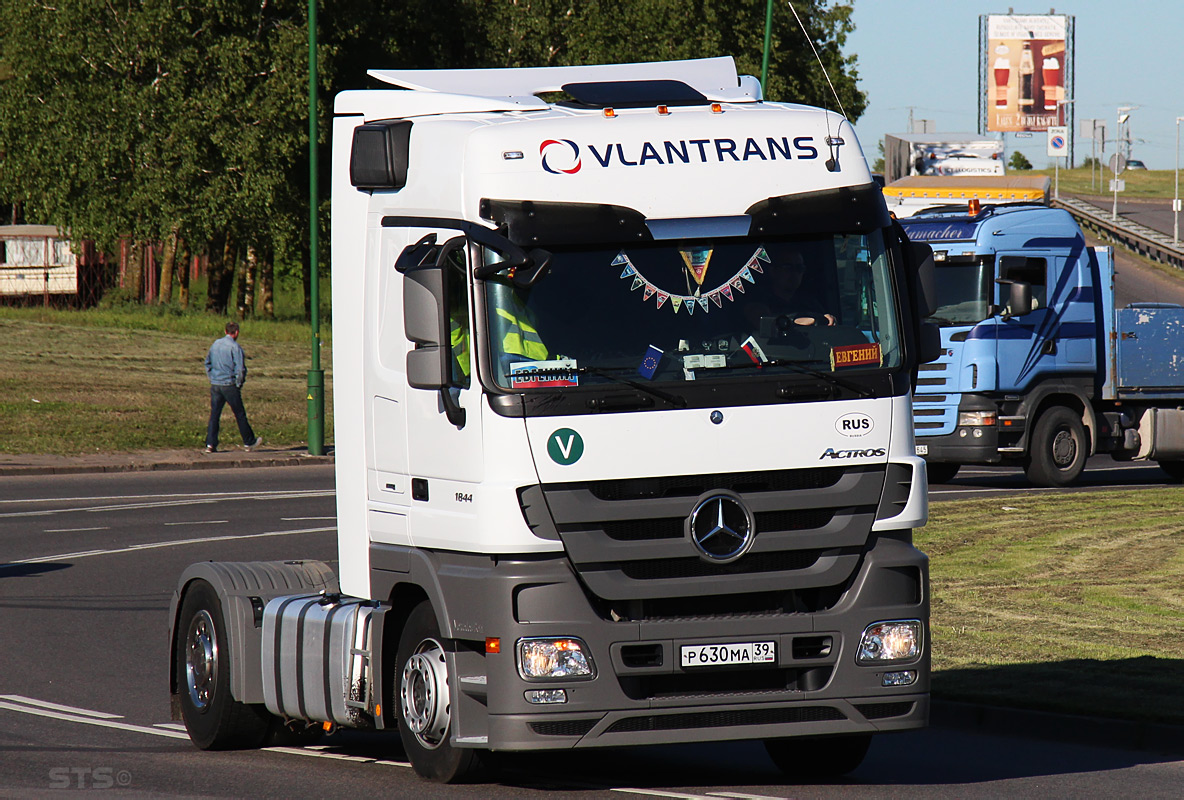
[{"left": 204, "top": 321, "right": 262, "bottom": 453}]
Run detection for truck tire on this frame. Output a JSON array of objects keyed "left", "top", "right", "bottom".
[
  {"left": 396, "top": 601, "right": 484, "bottom": 783},
  {"left": 1159, "top": 461, "right": 1184, "bottom": 483},
  {"left": 176, "top": 580, "right": 271, "bottom": 750},
  {"left": 764, "top": 733, "right": 871, "bottom": 779},
  {"left": 925, "top": 462, "right": 960, "bottom": 484},
  {"left": 1025, "top": 407, "right": 1087, "bottom": 487}
]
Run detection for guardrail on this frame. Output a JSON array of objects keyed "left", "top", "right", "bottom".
[{"left": 1054, "top": 196, "right": 1184, "bottom": 271}]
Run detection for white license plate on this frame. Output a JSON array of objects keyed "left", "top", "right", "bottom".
[
  {"left": 915, "top": 444, "right": 929, "bottom": 455},
  {"left": 680, "top": 641, "right": 776, "bottom": 668}
]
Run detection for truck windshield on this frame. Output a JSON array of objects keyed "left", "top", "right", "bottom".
[
  {"left": 928, "top": 260, "right": 991, "bottom": 326},
  {"left": 481, "top": 230, "right": 902, "bottom": 390}
]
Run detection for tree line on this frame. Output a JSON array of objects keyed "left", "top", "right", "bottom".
[{"left": 0, "top": 1, "right": 865, "bottom": 318}]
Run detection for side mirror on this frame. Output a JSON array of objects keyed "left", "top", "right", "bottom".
[
  {"left": 909, "top": 241, "right": 936, "bottom": 317},
  {"left": 996, "top": 279, "right": 1032, "bottom": 319},
  {"left": 919, "top": 321, "right": 943, "bottom": 364},
  {"left": 401, "top": 236, "right": 467, "bottom": 427}
]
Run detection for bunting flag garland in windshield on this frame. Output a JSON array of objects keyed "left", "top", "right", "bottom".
[{"left": 612, "top": 248, "right": 767, "bottom": 314}]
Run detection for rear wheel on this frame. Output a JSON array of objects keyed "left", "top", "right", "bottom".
[
  {"left": 1159, "top": 461, "right": 1184, "bottom": 483},
  {"left": 396, "top": 601, "right": 484, "bottom": 782},
  {"left": 925, "top": 462, "right": 960, "bottom": 485},
  {"left": 176, "top": 581, "right": 271, "bottom": 749},
  {"left": 764, "top": 734, "right": 872, "bottom": 780},
  {"left": 1025, "top": 406, "right": 1087, "bottom": 487}
]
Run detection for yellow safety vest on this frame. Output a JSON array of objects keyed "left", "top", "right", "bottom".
[{"left": 495, "top": 306, "right": 548, "bottom": 361}]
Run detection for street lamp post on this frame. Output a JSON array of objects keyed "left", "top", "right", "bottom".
[
  {"left": 1054, "top": 98, "right": 1074, "bottom": 202},
  {"left": 1113, "top": 107, "right": 1134, "bottom": 221},
  {"left": 1175, "top": 116, "right": 1183, "bottom": 245}
]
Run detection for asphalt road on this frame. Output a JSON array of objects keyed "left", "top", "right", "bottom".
[{"left": 3, "top": 466, "right": 1183, "bottom": 797}]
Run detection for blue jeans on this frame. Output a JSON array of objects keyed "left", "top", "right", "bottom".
[{"left": 206, "top": 384, "right": 256, "bottom": 448}]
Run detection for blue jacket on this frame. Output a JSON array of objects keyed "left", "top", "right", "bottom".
[{"left": 205, "top": 335, "right": 247, "bottom": 387}]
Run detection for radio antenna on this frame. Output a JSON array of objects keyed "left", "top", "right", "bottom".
[
  {"left": 786, "top": 1, "right": 848, "bottom": 120},
  {"left": 786, "top": 1, "right": 847, "bottom": 172}
]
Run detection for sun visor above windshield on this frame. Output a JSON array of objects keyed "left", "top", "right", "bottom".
[
  {"left": 747, "top": 184, "right": 889, "bottom": 237},
  {"left": 481, "top": 184, "right": 889, "bottom": 248}
]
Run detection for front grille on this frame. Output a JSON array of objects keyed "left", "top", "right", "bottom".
[
  {"left": 584, "top": 468, "right": 845, "bottom": 501},
  {"left": 604, "top": 705, "right": 845, "bottom": 734},
  {"left": 856, "top": 701, "right": 915, "bottom": 720},
  {"left": 529, "top": 719, "right": 598, "bottom": 737},
  {"left": 537, "top": 465, "right": 885, "bottom": 603},
  {"left": 618, "top": 550, "right": 822, "bottom": 581},
  {"left": 621, "top": 666, "right": 835, "bottom": 701}
]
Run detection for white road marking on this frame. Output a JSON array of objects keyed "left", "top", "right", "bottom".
[
  {"left": 281, "top": 517, "right": 337, "bottom": 521},
  {"left": 0, "top": 700, "right": 189, "bottom": 740},
  {"left": 611, "top": 790, "right": 719, "bottom": 800},
  {"left": 0, "top": 490, "right": 332, "bottom": 518},
  {"left": 163, "top": 520, "right": 229, "bottom": 526},
  {"left": 2, "top": 526, "right": 336, "bottom": 567},
  {"left": 153, "top": 722, "right": 187, "bottom": 731},
  {"left": 708, "top": 793, "right": 791, "bottom": 800},
  {"left": 0, "top": 695, "right": 122, "bottom": 719},
  {"left": 41, "top": 526, "right": 111, "bottom": 533}
]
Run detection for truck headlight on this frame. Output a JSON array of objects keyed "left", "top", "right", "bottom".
[
  {"left": 957, "top": 411, "right": 996, "bottom": 426},
  {"left": 857, "top": 620, "right": 921, "bottom": 664},
  {"left": 517, "top": 637, "right": 596, "bottom": 680}
]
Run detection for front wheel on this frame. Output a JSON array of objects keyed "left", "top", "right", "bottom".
[
  {"left": 176, "top": 581, "right": 271, "bottom": 749},
  {"left": 925, "top": 462, "right": 960, "bottom": 485},
  {"left": 764, "top": 734, "right": 872, "bottom": 780},
  {"left": 396, "top": 601, "right": 484, "bottom": 783},
  {"left": 1159, "top": 461, "right": 1184, "bottom": 483},
  {"left": 1025, "top": 406, "right": 1087, "bottom": 487}
]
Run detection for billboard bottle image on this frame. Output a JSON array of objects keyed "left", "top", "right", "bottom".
[
  {"left": 993, "top": 57, "right": 1010, "bottom": 109},
  {"left": 1019, "top": 42, "right": 1034, "bottom": 110},
  {"left": 1042, "top": 57, "right": 1061, "bottom": 110}
]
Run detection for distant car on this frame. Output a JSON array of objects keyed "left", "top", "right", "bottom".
[{"left": 1126, "top": 159, "right": 1148, "bottom": 170}]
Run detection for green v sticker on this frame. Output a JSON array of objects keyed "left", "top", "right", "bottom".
[{"left": 547, "top": 428, "right": 584, "bottom": 465}]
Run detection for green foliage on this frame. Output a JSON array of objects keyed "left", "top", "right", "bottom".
[
  {"left": 1009, "top": 150, "right": 1033, "bottom": 171},
  {"left": 0, "top": 1, "right": 867, "bottom": 306}
]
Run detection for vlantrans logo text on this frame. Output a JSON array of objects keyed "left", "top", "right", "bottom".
[
  {"left": 819, "top": 447, "right": 887, "bottom": 460},
  {"left": 540, "top": 136, "right": 820, "bottom": 174}
]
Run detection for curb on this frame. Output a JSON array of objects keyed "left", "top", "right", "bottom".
[
  {"left": 0, "top": 451, "right": 334, "bottom": 477},
  {"left": 931, "top": 699, "right": 1184, "bottom": 755}
]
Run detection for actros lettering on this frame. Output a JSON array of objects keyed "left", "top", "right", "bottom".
[
  {"left": 542, "top": 136, "right": 820, "bottom": 173},
  {"left": 819, "top": 447, "right": 887, "bottom": 460}
]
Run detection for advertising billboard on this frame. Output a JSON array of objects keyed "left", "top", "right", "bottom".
[{"left": 983, "top": 14, "right": 1071, "bottom": 132}]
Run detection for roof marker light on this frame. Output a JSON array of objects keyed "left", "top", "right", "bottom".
[
  {"left": 656, "top": 105, "right": 671, "bottom": 116},
  {"left": 603, "top": 107, "right": 617, "bottom": 118},
  {"left": 710, "top": 103, "right": 723, "bottom": 114}
]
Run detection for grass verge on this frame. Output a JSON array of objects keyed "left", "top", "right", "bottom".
[
  {"left": 0, "top": 312, "right": 331, "bottom": 454},
  {"left": 1029, "top": 165, "right": 1177, "bottom": 199},
  {"left": 922, "top": 490, "right": 1184, "bottom": 725}
]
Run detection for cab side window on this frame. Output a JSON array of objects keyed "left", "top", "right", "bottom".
[
  {"left": 999, "top": 256, "right": 1047, "bottom": 311},
  {"left": 446, "top": 247, "right": 471, "bottom": 389}
]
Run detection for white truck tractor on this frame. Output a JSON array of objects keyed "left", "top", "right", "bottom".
[{"left": 169, "top": 57, "right": 940, "bottom": 783}]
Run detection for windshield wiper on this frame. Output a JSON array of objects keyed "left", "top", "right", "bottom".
[
  {"left": 576, "top": 366, "right": 687, "bottom": 409},
  {"left": 719, "top": 358, "right": 874, "bottom": 398},
  {"left": 501, "top": 366, "right": 687, "bottom": 409}
]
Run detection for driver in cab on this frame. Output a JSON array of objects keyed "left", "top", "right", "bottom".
[{"left": 746, "top": 249, "right": 836, "bottom": 329}]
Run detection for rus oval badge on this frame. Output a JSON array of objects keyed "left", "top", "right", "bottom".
[{"left": 835, "top": 412, "right": 874, "bottom": 438}]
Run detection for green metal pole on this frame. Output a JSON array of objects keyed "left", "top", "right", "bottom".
[
  {"left": 306, "top": 0, "right": 324, "bottom": 455},
  {"left": 760, "top": 0, "right": 774, "bottom": 94}
]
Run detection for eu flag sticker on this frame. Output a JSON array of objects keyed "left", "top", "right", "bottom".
[{"left": 638, "top": 345, "right": 664, "bottom": 380}]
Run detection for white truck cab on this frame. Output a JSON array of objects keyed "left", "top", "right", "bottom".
[{"left": 170, "top": 58, "right": 939, "bottom": 783}]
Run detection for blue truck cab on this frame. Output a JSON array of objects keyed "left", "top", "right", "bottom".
[{"left": 901, "top": 203, "right": 1184, "bottom": 486}]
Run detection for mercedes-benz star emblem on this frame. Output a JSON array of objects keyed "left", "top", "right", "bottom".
[{"left": 687, "top": 491, "right": 755, "bottom": 563}]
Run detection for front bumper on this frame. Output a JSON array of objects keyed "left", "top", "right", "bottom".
[{"left": 388, "top": 532, "right": 930, "bottom": 751}]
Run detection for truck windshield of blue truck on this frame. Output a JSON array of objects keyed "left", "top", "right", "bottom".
[{"left": 483, "top": 229, "right": 903, "bottom": 390}]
